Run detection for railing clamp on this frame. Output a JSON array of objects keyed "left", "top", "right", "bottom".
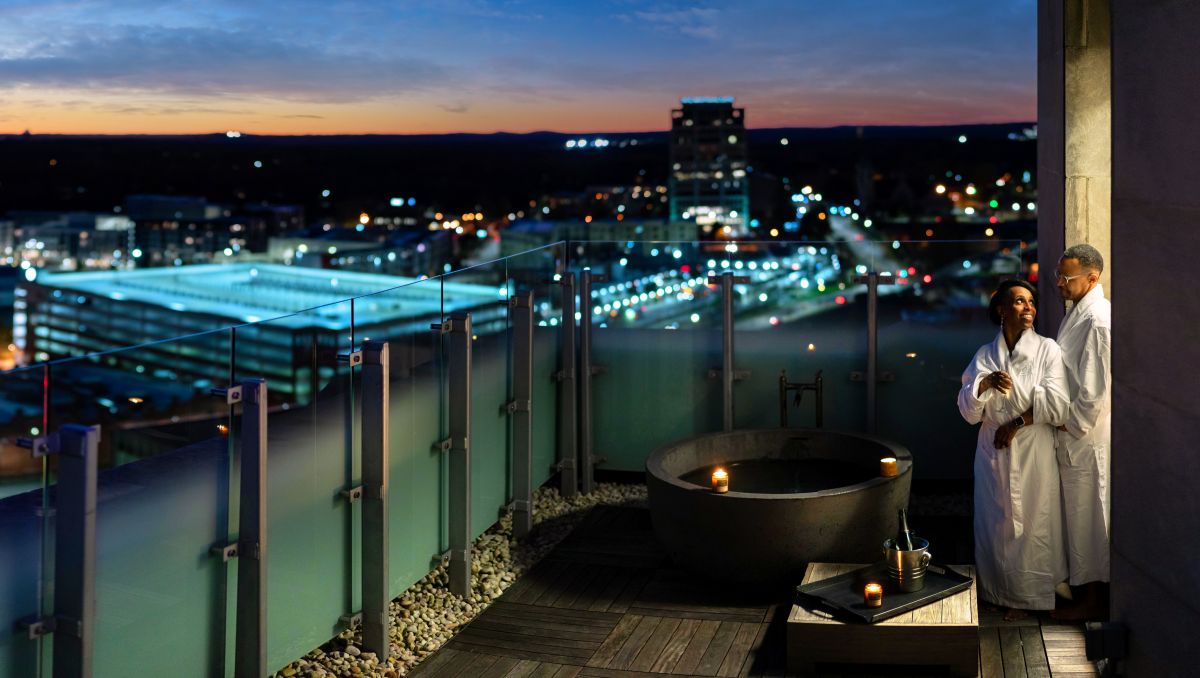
[
  {"left": 210, "top": 539, "right": 259, "bottom": 562},
  {"left": 338, "top": 350, "right": 363, "bottom": 367},
  {"left": 338, "top": 611, "right": 363, "bottom": 627},
  {"left": 504, "top": 399, "right": 531, "bottom": 415},
  {"left": 707, "top": 368, "right": 751, "bottom": 381},
  {"left": 16, "top": 433, "right": 79, "bottom": 458},
  {"left": 340, "top": 485, "right": 364, "bottom": 503},
  {"left": 433, "top": 437, "right": 469, "bottom": 453},
  {"left": 210, "top": 385, "right": 243, "bottom": 405},
  {"left": 850, "top": 371, "right": 896, "bottom": 383}
]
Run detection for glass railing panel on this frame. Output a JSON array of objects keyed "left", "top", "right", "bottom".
[
  {"left": 237, "top": 302, "right": 355, "bottom": 673},
  {"left": 874, "top": 239, "right": 1026, "bottom": 479},
  {"left": 727, "top": 240, "right": 870, "bottom": 431},
  {"left": 0, "top": 365, "right": 47, "bottom": 678},
  {"left": 441, "top": 258, "right": 513, "bottom": 539},
  {"left": 571, "top": 241, "right": 722, "bottom": 470},
  {"left": 507, "top": 243, "right": 565, "bottom": 489},
  {"left": 354, "top": 274, "right": 447, "bottom": 598},
  {"left": 83, "top": 330, "right": 236, "bottom": 677}
]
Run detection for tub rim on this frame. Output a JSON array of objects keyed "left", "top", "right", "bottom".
[{"left": 645, "top": 427, "right": 913, "bottom": 500}]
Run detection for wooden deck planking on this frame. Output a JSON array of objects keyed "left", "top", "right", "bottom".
[
  {"left": 476, "top": 655, "right": 522, "bottom": 677},
  {"left": 693, "top": 620, "right": 741, "bottom": 676},
  {"left": 627, "top": 617, "right": 681, "bottom": 672},
  {"left": 1021, "top": 625, "right": 1052, "bottom": 678},
  {"left": 607, "top": 615, "right": 665, "bottom": 670},
  {"left": 669, "top": 618, "right": 721, "bottom": 675},
  {"left": 408, "top": 505, "right": 1098, "bottom": 678}
]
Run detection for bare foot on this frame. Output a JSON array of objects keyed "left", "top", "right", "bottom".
[{"left": 1003, "top": 607, "right": 1030, "bottom": 622}]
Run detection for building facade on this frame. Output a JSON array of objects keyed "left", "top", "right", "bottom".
[
  {"left": 16, "top": 263, "right": 504, "bottom": 400},
  {"left": 668, "top": 97, "right": 750, "bottom": 235}
]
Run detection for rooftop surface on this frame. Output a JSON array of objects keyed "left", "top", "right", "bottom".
[
  {"left": 408, "top": 504, "right": 1097, "bottom": 678},
  {"left": 31, "top": 263, "right": 504, "bottom": 329}
]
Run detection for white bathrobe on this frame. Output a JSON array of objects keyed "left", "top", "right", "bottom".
[
  {"left": 1055, "top": 284, "right": 1112, "bottom": 585},
  {"left": 958, "top": 329, "right": 1070, "bottom": 609}
]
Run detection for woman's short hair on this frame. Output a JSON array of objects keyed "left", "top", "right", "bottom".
[{"left": 988, "top": 279, "right": 1037, "bottom": 326}]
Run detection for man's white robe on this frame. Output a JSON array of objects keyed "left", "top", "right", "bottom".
[
  {"left": 958, "top": 329, "right": 1070, "bottom": 609},
  {"left": 1055, "top": 284, "right": 1112, "bottom": 585}
]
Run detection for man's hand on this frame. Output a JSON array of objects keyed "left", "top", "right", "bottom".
[{"left": 994, "top": 422, "right": 1018, "bottom": 449}]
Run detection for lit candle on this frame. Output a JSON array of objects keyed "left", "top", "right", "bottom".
[
  {"left": 711, "top": 468, "right": 729, "bottom": 494},
  {"left": 880, "top": 457, "right": 898, "bottom": 477},
  {"left": 864, "top": 582, "right": 883, "bottom": 608}
]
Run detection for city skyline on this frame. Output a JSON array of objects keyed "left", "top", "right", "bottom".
[{"left": 0, "top": 0, "right": 1036, "bottom": 135}]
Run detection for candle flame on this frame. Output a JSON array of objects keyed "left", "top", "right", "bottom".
[
  {"left": 712, "top": 468, "right": 728, "bottom": 480},
  {"left": 880, "top": 457, "right": 896, "bottom": 464},
  {"left": 865, "top": 583, "right": 882, "bottom": 593}
]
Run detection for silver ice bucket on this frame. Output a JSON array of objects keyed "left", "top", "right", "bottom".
[{"left": 883, "top": 536, "right": 932, "bottom": 593}]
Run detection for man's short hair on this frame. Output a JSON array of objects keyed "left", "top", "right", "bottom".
[{"left": 1062, "top": 244, "right": 1104, "bottom": 273}]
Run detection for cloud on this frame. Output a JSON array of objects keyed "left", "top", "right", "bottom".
[
  {"left": 622, "top": 5, "right": 720, "bottom": 40},
  {"left": 439, "top": 102, "right": 471, "bottom": 114},
  {"left": 0, "top": 25, "right": 452, "bottom": 102}
]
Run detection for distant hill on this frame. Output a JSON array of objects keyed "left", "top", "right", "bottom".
[{"left": 0, "top": 123, "right": 1035, "bottom": 221}]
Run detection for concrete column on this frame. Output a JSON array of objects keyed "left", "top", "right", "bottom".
[{"left": 1064, "top": 0, "right": 1111, "bottom": 297}]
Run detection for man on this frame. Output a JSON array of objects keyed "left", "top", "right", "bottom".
[{"left": 1051, "top": 244, "right": 1112, "bottom": 620}]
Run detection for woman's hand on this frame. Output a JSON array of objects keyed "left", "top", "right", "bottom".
[{"left": 978, "top": 370, "right": 1013, "bottom": 397}]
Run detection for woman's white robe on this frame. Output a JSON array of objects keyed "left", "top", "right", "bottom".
[{"left": 958, "top": 329, "right": 1070, "bottom": 609}]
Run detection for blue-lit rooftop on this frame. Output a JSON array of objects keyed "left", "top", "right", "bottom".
[{"left": 31, "top": 263, "right": 502, "bottom": 329}]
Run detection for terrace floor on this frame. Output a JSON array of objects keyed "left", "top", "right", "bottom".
[{"left": 410, "top": 504, "right": 1098, "bottom": 678}]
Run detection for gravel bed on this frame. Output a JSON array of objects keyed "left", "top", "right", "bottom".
[{"left": 271, "top": 482, "right": 648, "bottom": 677}]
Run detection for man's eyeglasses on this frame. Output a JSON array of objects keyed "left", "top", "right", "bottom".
[{"left": 1055, "top": 272, "right": 1086, "bottom": 284}]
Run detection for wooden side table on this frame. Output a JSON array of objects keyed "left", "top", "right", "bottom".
[{"left": 787, "top": 563, "right": 980, "bottom": 676}]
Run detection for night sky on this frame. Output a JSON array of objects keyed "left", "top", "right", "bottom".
[{"left": 0, "top": 0, "right": 1036, "bottom": 135}]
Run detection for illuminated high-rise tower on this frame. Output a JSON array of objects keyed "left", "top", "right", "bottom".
[{"left": 668, "top": 97, "right": 750, "bottom": 235}]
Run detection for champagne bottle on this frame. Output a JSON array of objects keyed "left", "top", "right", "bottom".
[{"left": 896, "top": 509, "right": 915, "bottom": 551}]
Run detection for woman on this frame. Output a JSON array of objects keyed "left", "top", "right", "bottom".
[{"left": 957, "top": 279, "right": 1070, "bottom": 620}]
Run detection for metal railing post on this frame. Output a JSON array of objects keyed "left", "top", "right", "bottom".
[
  {"left": 555, "top": 274, "right": 578, "bottom": 498},
  {"left": 444, "top": 314, "right": 472, "bottom": 598},
  {"left": 235, "top": 378, "right": 268, "bottom": 678},
  {"left": 53, "top": 424, "right": 98, "bottom": 678},
  {"left": 578, "top": 270, "right": 607, "bottom": 494},
  {"left": 852, "top": 272, "right": 892, "bottom": 433},
  {"left": 508, "top": 292, "right": 534, "bottom": 538},
  {"left": 360, "top": 341, "right": 390, "bottom": 659},
  {"left": 17, "top": 425, "right": 100, "bottom": 678},
  {"left": 709, "top": 272, "right": 749, "bottom": 432}
]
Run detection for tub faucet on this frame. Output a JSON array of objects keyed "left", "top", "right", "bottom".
[{"left": 779, "top": 369, "right": 823, "bottom": 428}]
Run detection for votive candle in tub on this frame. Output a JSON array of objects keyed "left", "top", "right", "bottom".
[
  {"left": 864, "top": 582, "right": 883, "bottom": 607},
  {"left": 880, "top": 457, "right": 898, "bottom": 477},
  {"left": 711, "top": 468, "right": 729, "bottom": 494}
]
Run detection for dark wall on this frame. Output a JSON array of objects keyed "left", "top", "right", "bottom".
[{"left": 1110, "top": 0, "right": 1200, "bottom": 674}]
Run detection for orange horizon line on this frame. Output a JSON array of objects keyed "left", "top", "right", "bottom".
[{"left": 1, "top": 119, "right": 1036, "bottom": 137}]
